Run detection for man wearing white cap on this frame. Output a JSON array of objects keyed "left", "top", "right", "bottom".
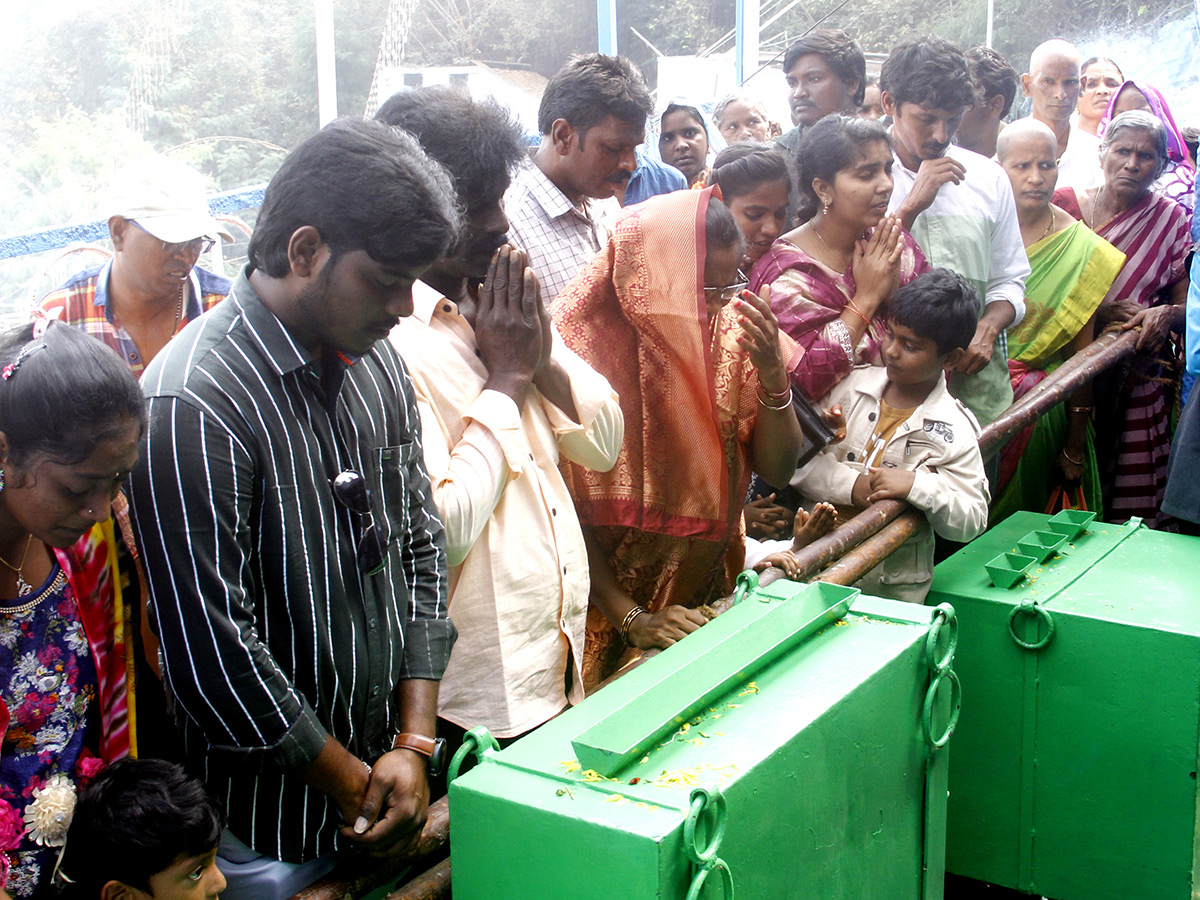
[{"left": 39, "top": 155, "right": 234, "bottom": 376}]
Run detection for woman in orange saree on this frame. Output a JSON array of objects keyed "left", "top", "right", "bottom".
[{"left": 553, "top": 187, "right": 803, "bottom": 691}]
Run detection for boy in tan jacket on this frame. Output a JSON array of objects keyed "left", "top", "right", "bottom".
[{"left": 763, "top": 268, "right": 990, "bottom": 603}]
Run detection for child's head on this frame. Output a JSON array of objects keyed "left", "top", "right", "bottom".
[
  {"left": 883, "top": 268, "right": 980, "bottom": 385},
  {"left": 58, "top": 759, "right": 225, "bottom": 900}
]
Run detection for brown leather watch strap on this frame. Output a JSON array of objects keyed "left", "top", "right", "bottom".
[{"left": 392, "top": 732, "right": 437, "bottom": 757}]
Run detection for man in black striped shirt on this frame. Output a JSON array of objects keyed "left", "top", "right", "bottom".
[{"left": 128, "top": 119, "right": 461, "bottom": 899}]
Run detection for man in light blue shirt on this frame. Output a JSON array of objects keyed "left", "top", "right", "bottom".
[{"left": 625, "top": 146, "right": 686, "bottom": 206}]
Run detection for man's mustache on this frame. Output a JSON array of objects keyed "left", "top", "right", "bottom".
[
  {"left": 462, "top": 232, "right": 508, "bottom": 258},
  {"left": 604, "top": 170, "right": 632, "bottom": 184}
]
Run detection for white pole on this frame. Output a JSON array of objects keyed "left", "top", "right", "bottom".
[
  {"left": 597, "top": 0, "right": 617, "bottom": 55},
  {"left": 735, "top": 0, "right": 761, "bottom": 86},
  {"left": 316, "top": 0, "right": 338, "bottom": 127},
  {"left": 986, "top": 0, "right": 995, "bottom": 49}
]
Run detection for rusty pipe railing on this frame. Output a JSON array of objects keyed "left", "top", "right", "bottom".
[
  {"left": 757, "top": 498, "right": 911, "bottom": 582},
  {"left": 976, "top": 328, "right": 1139, "bottom": 456},
  {"left": 806, "top": 328, "right": 1142, "bottom": 587},
  {"left": 294, "top": 327, "right": 1145, "bottom": 900},
  {"left": 290, "top": 798, "right": 449, "bottom": 900},
  {"left": 816, "top": 509, "right": 926, "bottom": 586},
  {"left": 383, "top": 859, "right": 451, "bottom": 900}
]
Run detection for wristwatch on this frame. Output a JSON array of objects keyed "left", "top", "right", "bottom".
[{"left": 392, "top": 732, "right": 448, "bottom": 778}]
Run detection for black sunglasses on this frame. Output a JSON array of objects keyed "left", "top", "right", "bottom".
[{"left": 332, "top": 470, "right": 387, "bottom": 576}]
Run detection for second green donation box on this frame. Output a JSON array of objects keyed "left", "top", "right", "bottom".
[{"left": 930, "top": 511, "right": 1200, "bottom": 899}]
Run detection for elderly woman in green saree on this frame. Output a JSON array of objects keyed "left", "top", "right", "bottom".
[{"left": 991, "top": 119, "right": 1125, "bottom": 521}]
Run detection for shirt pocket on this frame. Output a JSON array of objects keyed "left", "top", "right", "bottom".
[
  {"left": 879, "top": 538, "right": 932, "bottom": 584},
  {"left": 375, "top": 443, "right": 416, "bottom": 545},
  {"left": 890, "top": 435, "right": 937, "bottom": 469}
]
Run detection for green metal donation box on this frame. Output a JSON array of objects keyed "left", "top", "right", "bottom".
[
  {"left": 929, "top": 511, "right": 1200, "bottom": 899},
  {"left": 448, "top": 577, "right": 960, "bottom": 900}
]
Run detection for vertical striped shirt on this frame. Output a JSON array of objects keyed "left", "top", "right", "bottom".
[{"left": 127, "top": 269, "right": 455, "bottom": 863}]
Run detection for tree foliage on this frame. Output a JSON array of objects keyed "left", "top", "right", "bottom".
[{"left": 0, "top": 0, "right": 1193, "bottom": 239}]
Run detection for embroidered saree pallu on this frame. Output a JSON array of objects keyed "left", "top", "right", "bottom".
[{"left": 554, "top": 189, "right": 797, "bottom": 690}]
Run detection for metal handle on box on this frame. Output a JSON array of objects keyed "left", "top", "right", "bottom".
[
  {"left": 730, "top": 569, "right": 758, "bottom": 606},
  {"left": 922, "top": 669, "right": 962, "bottom": 749},
  {"left": 921, "top": 604, "right": 962, "bottom": 751},
  {"left": 446, "top": 726, "right": 499, "bottom": 784},
  {"left": 683, "top": 786, "right": 734, "bottom": 900},
  {"left": 1007, "top": 600, "right": 1056, "bottom": 651}
]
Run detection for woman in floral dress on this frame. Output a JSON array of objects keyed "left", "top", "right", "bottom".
[{"left": 0, "top": 321, "right": 145, "bottom": 898}]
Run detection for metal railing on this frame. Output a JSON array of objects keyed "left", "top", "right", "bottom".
[{"left": 0, "top": 186, "right": 267, "bottom": 261}]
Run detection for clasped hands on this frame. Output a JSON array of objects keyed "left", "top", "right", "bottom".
[
  {"left": 474, "top": 244, "right": 552, "bottom": 401},
  {"left": 333, "top": 746, "right": 431, "bottom": 859}
]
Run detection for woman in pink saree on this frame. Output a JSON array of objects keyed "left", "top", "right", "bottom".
[
  {"left": 750, "top": 115, "right": 929, "bottom": 401},
  {"left": 1053, "top": 111, "right": 1191, "bottom": 526}
]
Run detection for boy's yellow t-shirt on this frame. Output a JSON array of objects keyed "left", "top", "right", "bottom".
[{"left": 863, "top": 399, "right": 917, "bottom": 469}]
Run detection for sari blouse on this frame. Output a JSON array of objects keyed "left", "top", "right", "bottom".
[{"left": 749, "top": 230, "right": 929, "bottom": 400}]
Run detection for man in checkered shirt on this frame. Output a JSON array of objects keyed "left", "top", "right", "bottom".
[{"left": 505, "top": 54, "right": 654, "bottom": 304}]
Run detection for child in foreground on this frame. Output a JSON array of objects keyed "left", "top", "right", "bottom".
[
  {"left": 762, "top": 268, "right": 990, "bottom": 603},
  {"left": 55, "top": 758, "right": 225, "bottom": 900}
]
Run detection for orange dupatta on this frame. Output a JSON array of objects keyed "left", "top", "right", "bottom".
[
  {"left": 554, "top": 187, "right": 742, "bottom": 542},
  {"left": 554, "top": 188, "right": 798, "bottom": 687}
]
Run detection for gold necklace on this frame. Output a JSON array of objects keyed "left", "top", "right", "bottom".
[
  {"left": 173, "top": 285, "right": 184, "bottom": 334},
  {"left": 1040, "top": 206, "right": 1055, "bottom": 241},
  {"left": 808, "top": 220, "right": 846, "bottom": 272},
  {"left": 708, "top": 305, "right": 722, "bottom": 358},
  {"left": 1, "top": 569, "right": 66, "bottom": 616},
  {"left": 0, "top": 535, "right": 34, "bottom": 596}
]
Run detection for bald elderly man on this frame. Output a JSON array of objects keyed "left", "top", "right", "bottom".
[{"left": 1022, "top": 39, "right": 1101, "bottom": 190}]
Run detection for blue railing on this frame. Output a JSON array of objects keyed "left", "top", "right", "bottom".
[{"left": 0, "top": 185, "right": 267, "bottom": 262}]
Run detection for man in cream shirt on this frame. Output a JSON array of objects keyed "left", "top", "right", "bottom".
[{"left": 381, "top": 87, "right": 623, "bottom": 764}]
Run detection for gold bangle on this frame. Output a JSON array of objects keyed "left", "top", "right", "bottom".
[
  {"left": 1060, "top": 448, "right": 1084, "bottom": 466},
  {"left": 758, "top": 382, "right": 791, "bottom": 401},
  {"left": 620, "top": 606, "right": 647, "bottom": 644},
  {"left": 1068, "top": 405, "right": 1092, "bottom": 414},
  {"left": 844, "top": 301, "right": 870, "bottom": 326}
]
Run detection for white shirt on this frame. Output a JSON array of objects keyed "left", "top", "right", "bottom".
[
  {"left": 887, "top": 143, "right": 1031, "bottom": 425},
  {"left": 389, "top": 282, "right": 624, "bottom": 737},
  {"left": 1055, "top": 125, "right": 1103, "bottom": 192}
]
